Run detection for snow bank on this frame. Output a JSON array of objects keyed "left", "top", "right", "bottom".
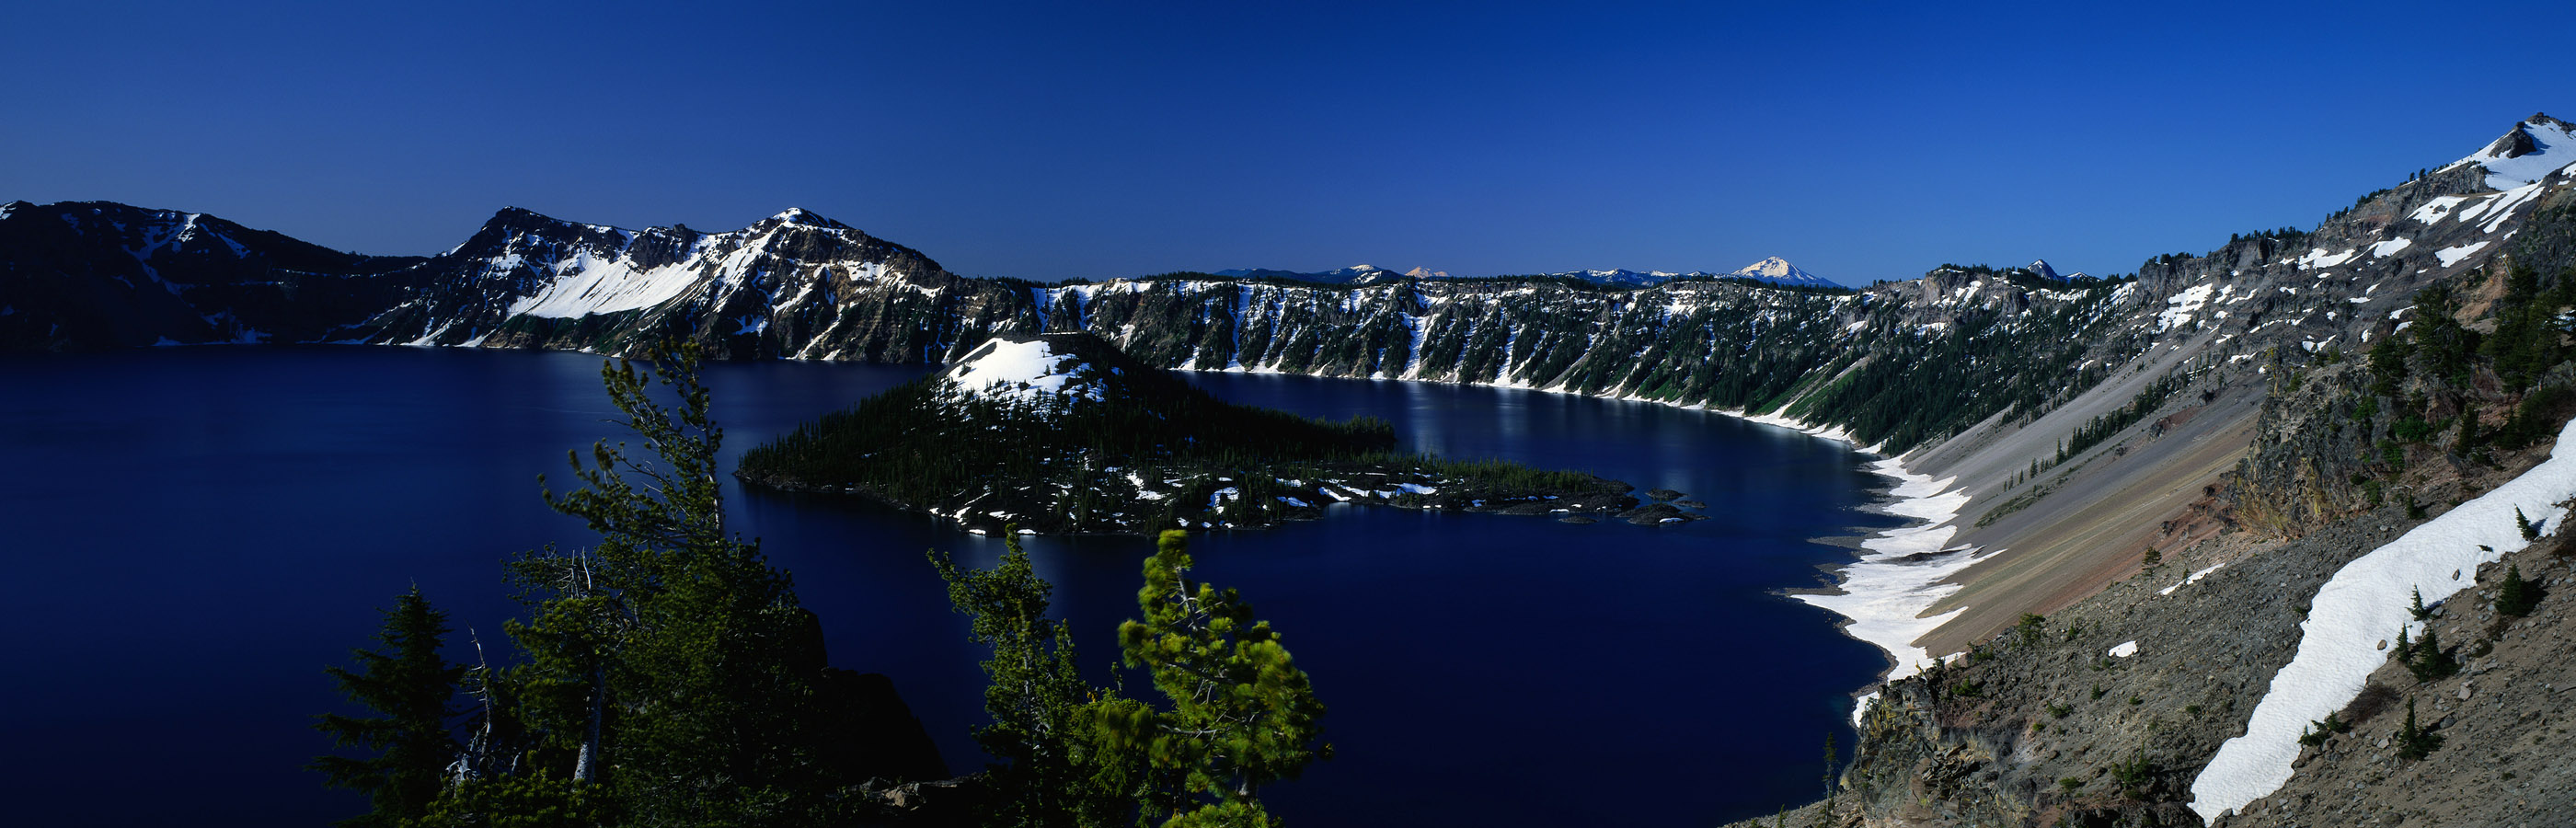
[
  {"left": 2109, "top": 640, "right": 2138, "bottom": 658},
  {"left": 1795, "top": 456, "right": 1993, "bottom": 725},
  {"left": 2188, "top": 416, "right": 2576, "bottom": 821},
  {"left": 2408, "top": 194, "right": 2472, "bottom": 225},
  {"left": 943, "top": 339, "right": 1101, "bottom": 406},
  {"left": 2293, "top": 247, "right": 2360, "bottom": 271},
  {"left": 1725, "top": 408, "right": 1991, "bottom": 726},
  {"left": 2434, "top": 240, "right": 2491, "bottom": 268}
]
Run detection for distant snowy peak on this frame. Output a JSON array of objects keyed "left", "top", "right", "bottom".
[
  {"left": 1724, "top": 257, "right": 1837, "bottom": 288},
  {"left": 2445, "top": 112, "right": 2576, "bottom": 190},
  {"left": 2023, "top": 259, "right": 2086, "bottom": 282}
]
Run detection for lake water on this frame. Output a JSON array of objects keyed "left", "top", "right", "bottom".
[{"left": 0, "top": 347, "right": 1898, "bottom": 826}]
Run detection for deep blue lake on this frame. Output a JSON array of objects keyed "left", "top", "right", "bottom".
[{"left": 0, "top": 347, "right": 1897, "bottom": 826}]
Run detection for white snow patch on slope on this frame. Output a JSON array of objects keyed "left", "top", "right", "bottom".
[
  {"left": 2188, "top": 416, "right": 2576, "bottom": 822},
  {"left": 508, "top": 246, "right": 711, "bottom": 318},
  {"left": 2434, "top": 240, "right": 2491, "bottom": 268},
  {"left": 2157, "top": 561, "right": 2227, "bottom": 596},
  {"left": 2158, "top": 283, "right": 2215, "bottom": 331},
  {"left": 2470, "top": 180, "right": 2547, "bottom": 235},
  {"left": 2294, "top": 247, "right": 2359, "bottom": 271},
  {"left": 942, "top": 339, "right": 1101, "bottom": 407},
  {"left": 2108, "top": 640, "right": 2138, "bottom": 658},
  {"left": 2366, "top": 238, "right": 2413, "bottom": 259},
  {"left": 2409, "top": 195, "right": 2472, "bottom": 225}
]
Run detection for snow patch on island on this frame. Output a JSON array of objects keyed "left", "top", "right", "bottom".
[
  {"left": 941, "top": 338, "right": 1103, "bottom": 408},
  {"left": 2188, "top": 416, "right": 2576, "bottom": 822}
]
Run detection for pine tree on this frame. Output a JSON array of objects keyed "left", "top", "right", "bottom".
[
  {"left": 1105, "top": 530, "right": 1329, "bottom": 826},
  {"left": 1821, "top": 731, "right": 1838, "bottom": 804},
  {"left": 2141, "top": 546, "right": 2162, "bottom": 569},
  {"left": 929, "top": 530, "right": 1132, "bottom": 827},
  {"left": 2409, "top": 624, "right": 2458, "bottom": 681},
  {"left": 2497, "top": 564, "right": 2543, "bottom": 616},
  {"left": 2395, "top": 626, "right": 2413, "bottom": 661},
  {"left": 2517, "top": 507, "right": 2540, "bottom": 541},
  {"left": 506, "top": 341, "right": 833, "bottom": 822},
  {"left": 2410, "top": 588, "right": 2431, "bottom": 621},
  {"left": 313, "top": 587, "right": 466, "bottom": 828},
  {"left": 2397, "top": 699, "right": 2444, "bottom": 760}
]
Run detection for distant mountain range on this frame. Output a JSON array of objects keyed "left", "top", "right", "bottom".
[{"left": 1215, "top": 256, "right": 1842, "bottom": 289}]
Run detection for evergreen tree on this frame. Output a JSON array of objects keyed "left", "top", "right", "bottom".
[
  {"left": 1104, "top": 531, "right": 1329, "bottom": 826},
  {"left": 505, "top": 341, "right": 833, "bottom": 823},
  {"left": 2396, "top": 699, "right": 2444, "bottom": 760},
  {"left": 2409, "top": 624, "right": 2458, "bottom": 682},
  {"left": 2395, "top": 626, "right": 2412, "bottom": 661},
  {"left": 1821, "top": 731, "right": 1838, "bottom": 804},
  {"left": 2498, "top": 564, "right": 2543, "bottom": 616},
  {"left": 2410, "top": 588, "right": 2431, "bottom": 621},
  {"left": 313, "top": 587, "right": 466, "bottom": 828},
  {"left": 929, "top": 531, "right": 1133, "bottom": 827},
  {"left": 2517, "top": 507, "right": 2540, "bottom": 541}
]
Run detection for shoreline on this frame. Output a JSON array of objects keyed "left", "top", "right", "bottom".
[
  {"left": 1179, "top": 363, "right": 1994, "bottom": 720},
  {"left": 1720, "top": 410, "right": 1993, "bottom": 726}
]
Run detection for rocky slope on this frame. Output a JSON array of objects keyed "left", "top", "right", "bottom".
[{"left": 1730, "top": 113, "right": 2576, "bottom": 826}]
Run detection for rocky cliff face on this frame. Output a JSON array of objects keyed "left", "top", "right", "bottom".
[{"left": 352, "top": 206, "right": 1031, "bottom": 362}]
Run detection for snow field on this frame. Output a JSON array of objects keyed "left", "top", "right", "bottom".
[
  {"left": 942, "top": 338, "right": 1102, "bottom": 406},
  {"left": 2188, "top": 416, "right": 2576, "bottom": 821}
]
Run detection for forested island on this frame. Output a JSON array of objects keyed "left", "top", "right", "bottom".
[{"left": 735, "top": 332, "right": 1662, "bottom": 534}]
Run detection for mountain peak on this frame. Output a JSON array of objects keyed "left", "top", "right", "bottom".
[
  {"left": 1726, "top": 257, "right": 1835, "bottom": 288},
  {"left": 764, "top": 207, "right": 846, "bottom": 229},
  {"left": 2449, "top": 113, "right": 2576, "bottom": 190}
]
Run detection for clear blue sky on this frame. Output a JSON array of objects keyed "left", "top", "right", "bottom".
[{"left": 3, "top": 2, "right": 2565, "bottom": 284}]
